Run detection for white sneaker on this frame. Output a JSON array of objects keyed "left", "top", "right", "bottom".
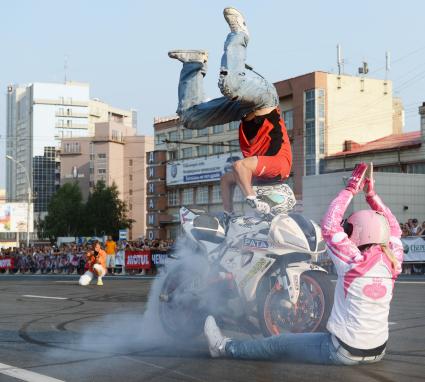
[
  {"left": 168, "top": 49, "right": 208, "bottom": 63},
  {"left": 204, "top": 316, "right": 230, "bottom": 358},
  {"left": 223, "top": 7, "right": 249, "bottom": 37},
  {"left": 246, "top": 197, "right": 271, "bottom": 215}
]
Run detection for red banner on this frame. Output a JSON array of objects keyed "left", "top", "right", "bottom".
[
  {"left": 125, "top": 250, "right": 151, "bottom": 269},
  {"left": 0, "top": 258, "right": 14, "bottom": 269}
]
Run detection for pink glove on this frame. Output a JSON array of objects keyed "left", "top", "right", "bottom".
[
  {"left": 345, "top": 162, "right": 368, "bottom": 195},
  {"left": 364, "top": 177, "right": 376, "bottom": 197}
]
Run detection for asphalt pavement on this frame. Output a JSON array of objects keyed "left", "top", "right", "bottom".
[{"left": 0, "top": 274, "right": 424, "bottom": 382}]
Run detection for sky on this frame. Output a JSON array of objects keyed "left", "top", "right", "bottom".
[{"left": 1, "top": 0, "right": 425, "bottom": 187}]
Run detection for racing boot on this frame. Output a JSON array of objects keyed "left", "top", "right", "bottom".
[
  {"left": 168, "top": 50, "right": 208, "bottom": 64},
  {"left": 223, "top": 7, "right": 249, "bottom": 38},
  {"left": 246, "top": 196, "right": 271, "bottom": 215},
  {"left": 97, "top": 277, "right": 103, "bottom": 286},
  {"left": 204, "top": 316, "right": 230, "bottom": 358}
]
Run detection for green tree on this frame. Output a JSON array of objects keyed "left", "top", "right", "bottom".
[
  {"left": 83, "top": 180, "right": 133, "bottom": 237},
  {"left": 43, "top": 182, "right": 84, "bottom": 238}
]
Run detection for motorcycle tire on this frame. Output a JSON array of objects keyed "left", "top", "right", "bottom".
[
  {"left": 257, "top": 270, "right": 333, "bottom": 337},
  {"left": 158, "top": 261, "right": 208, "bottom": 340}
]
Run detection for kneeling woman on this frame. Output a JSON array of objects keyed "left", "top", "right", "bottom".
[
  {"left": 205, "top": 163, "right": 403, "bottom": 365},
  {"left": 79, "top": 240, "right": 107, "bottom": 286}
]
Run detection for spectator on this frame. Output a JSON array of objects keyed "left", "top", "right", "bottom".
[{"left": 105, "top": 236, "right": 117, "bottom": 274}]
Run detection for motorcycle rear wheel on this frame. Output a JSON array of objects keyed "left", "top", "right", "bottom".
[{"left": 257, "top": 270, "right": 333, "bottom": 337}]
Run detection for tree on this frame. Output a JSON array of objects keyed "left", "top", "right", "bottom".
[
  {"left": 43, "top": 182, "right": 84, "bottom": 238},
  {"left": 83, "top": 180, "right": 133, "bottom": 237}
]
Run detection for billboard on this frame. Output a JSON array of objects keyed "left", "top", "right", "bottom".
[
  {"left": 166, "top": 152, "right": 242, "bottom": 186},
  {"left": 0, "top": 203, "right": 34, "bottom": 233}
]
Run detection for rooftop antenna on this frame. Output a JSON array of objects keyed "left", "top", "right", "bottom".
[
  {"left": 385, "top": 51, "right": 391, "bottom": 80},
  {"left": 337, "top": 44, "right": 344, "bottom": 75},
  {"left": 64, "top": 54, "right": 69, "bottom": 83}
]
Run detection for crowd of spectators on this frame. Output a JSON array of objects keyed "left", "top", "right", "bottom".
[
  {"left": 0, "top": 238, "right": 175, "bottom": 275},
  {"left": 400, "top": 218, "right": 425, "bottom": 237}
]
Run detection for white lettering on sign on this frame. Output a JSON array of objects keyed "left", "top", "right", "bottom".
[
  {"left": 149, "top": 199, "right": 154, "bottom": 209},
  {"left": 149, "top": 167, "right": 154, "bottom": 177},
  {"left": 148, "top": 183, "right": 154, "bottom": 193},
  {"left": 127, "top": 254, "right": 150, "bottom": 265},
  {"left": 151, "top": 253, "right": 167, "bottom": 265},
  {"left": 149, "top": 152, "right": 154, "bottom": 164},
  {"left": 148, "top": 214, "right": 154, "bottom": 225},
  {"left": 148, "top": 231, "right": 154, "bottom": 240}
]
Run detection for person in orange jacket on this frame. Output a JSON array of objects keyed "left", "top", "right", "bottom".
[{"left": 78, "top": 240, "right": 107, "bottom": 286}]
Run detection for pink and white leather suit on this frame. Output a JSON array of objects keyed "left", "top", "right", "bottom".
[{"left": 321, "top": 189, "right": 404, "bottom": 350}]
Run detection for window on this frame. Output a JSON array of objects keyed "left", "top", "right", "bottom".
[
  {"left": 305, "top": 121, "right": 315, "bottom": 156},
  {"left": 306, "top": 158, "right": 316, "bottom": 176},
  {"left": 182, "top": 188, "right": 194, "bottom": 205},
  {"left": 168, "top": 189, "right": 179, "bottom": 206},
  {"left": 156, "top": 133, "right": 166, "bottom": 145},
  {"left": 129, "top": 174, "right": 133, "bottom": 181},
  {"left": 211, "top": 185, "right": 221, "bottom": 203},
  {"left": 213, "top": 125, "right": 224, "bottom": 134},
  {"left": 319, "top": 121, "right": 325, "bottom": 155},
  {"left": 283, "top": 110, "right": 294, "bottom": 131},
  {"left": 234, "top": 186, "right": 244, "bottom": 201},
  {"left": 197, "top": 145, "right": 208, "bottom": 156},
  {"left": 98, "top": 169, "right": 106, "bottom": 174},
  {"left": 229, "top": 121, "right": 239, "bottom": 130},
  {"left": 129, "top": 159, "right": 133, "bottom": 166},
  {"left": 98, "top": 153, "right": 106, "bottom": 158},
  {"left": 305, "top": 90, "right": 315, "bottom": 119},
  {"left": 196, "top": 186, "right": 209, "bottom": 204},
  {"left": 198, "top": 127, "right": 209, "bottom": 137},
  {"left": 407, "top": 163, "right": 425, "bottom": 174},
  {"left": 182, "top": 147, "right": 193, "bottom": 158},
  {"left": 228, "top": 139, "right": 239, "bottom": 152},
  {"left": 168, "top": 150, "right": 178, "bottom": 160},
  {"left": 169, "top": 130, "right": 179, "bottom": 141},
  {"left": 213, "top": 144, "right": 224, "bottom": 154},
  {"left": 129, "top": 189, "right": 133, "bottom": 195},
  {"left": 183, "top": 129, "right": 192, "bottom": 139}
]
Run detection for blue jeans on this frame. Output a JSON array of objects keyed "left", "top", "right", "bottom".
[
  {"left": 177, "top": 32, "right": 279, "bottom": 129},
  {"left": 225, "top": 333, "right": 385, "bottom": 366}
]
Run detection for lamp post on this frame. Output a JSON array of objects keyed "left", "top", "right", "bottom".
[{"left": 6, "top": 155, "right": 32, "bottom": 247}]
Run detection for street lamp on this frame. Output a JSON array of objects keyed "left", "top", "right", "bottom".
[{"left": 6, "top": 155, "right": 32, "bottom": 247}]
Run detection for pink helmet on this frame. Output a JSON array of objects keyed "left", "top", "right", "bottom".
[{"left": 345, "top": 210, "right": 390, "bottom": 247}]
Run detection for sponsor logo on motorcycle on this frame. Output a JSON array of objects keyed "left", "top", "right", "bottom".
[
  {"left": 239, "top": 258, "right": 271, "bottom": 289},
  {"left": 243, "top": 238, "right": 270, "bottom": 249}
]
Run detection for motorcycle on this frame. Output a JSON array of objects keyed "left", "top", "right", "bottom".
[{"left": 158, "top": 184, "right": 333, "bottom": 339}]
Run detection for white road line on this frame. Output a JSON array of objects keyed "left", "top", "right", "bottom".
[
  {"left": 389, "top": 322, "right": 397, "bottom": 325},
  {"left": 22, "top": 295, "right": 68, "bottom": 300},
  {"left": 53, "top": 281, "right": 76, "bottom": 284},
  {"left": 0, "top": 362, "right": 65, "bottom": 382}
]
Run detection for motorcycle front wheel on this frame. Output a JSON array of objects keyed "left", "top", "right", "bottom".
[
  {"left": 257, "top": 270, "right": 333, "bottom": 337},
  {"left": 158, "top": 261, "right": 208, "bottom": 340}
]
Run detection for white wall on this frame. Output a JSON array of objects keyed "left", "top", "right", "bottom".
[{"left": 303, "top": 172, "right": 425, "bottom": 224}]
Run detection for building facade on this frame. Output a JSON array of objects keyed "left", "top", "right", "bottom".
[
  {"left": 6, "top": 82, "right": 134, "bottom": 219},
  {"left": 147, "top": 71, "right": 403, "bottom": 239},
  {"left": 60, "top": 121, "right": 153, "bottom": 240}
]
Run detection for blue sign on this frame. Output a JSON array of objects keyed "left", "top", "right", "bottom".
[{"left": 119, "top": 229, "right": 128, "bottom": 240}]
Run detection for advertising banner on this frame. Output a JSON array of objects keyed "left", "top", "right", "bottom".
[
  {"left": 125, "top": 250, "right": 151, "bottom": 269},
  {"left": 401, "top": 237, "right": 425, "bottom": 262},
  {"left": 166, "top": 152, "right": 242, "bottom": 186},
  {"left": 0, "top": 258, "right": 14, "bottom": 270},
  {"left": 151, "top": 250, "right": 168, "bottom": 266},
  {"left": 0, "top": 203, "right": 34, "bottom": 233}
]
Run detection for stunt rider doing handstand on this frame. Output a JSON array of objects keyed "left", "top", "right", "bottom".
[{"left": 169, "top": 7, "right": 293, "bottom": 229}]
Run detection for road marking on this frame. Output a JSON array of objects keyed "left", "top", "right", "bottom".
[
  {"left": 22, "top": 295, "right": 68, "bottom": 300},
  {"left": 389, "top": 322, "right": 397, "bottom": 325},
  {"left": 0, "top": 362, "right": 65, "bottom": 382},
  {"left": 53, "top": 281, "right": 76, "bottom": 284}
]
